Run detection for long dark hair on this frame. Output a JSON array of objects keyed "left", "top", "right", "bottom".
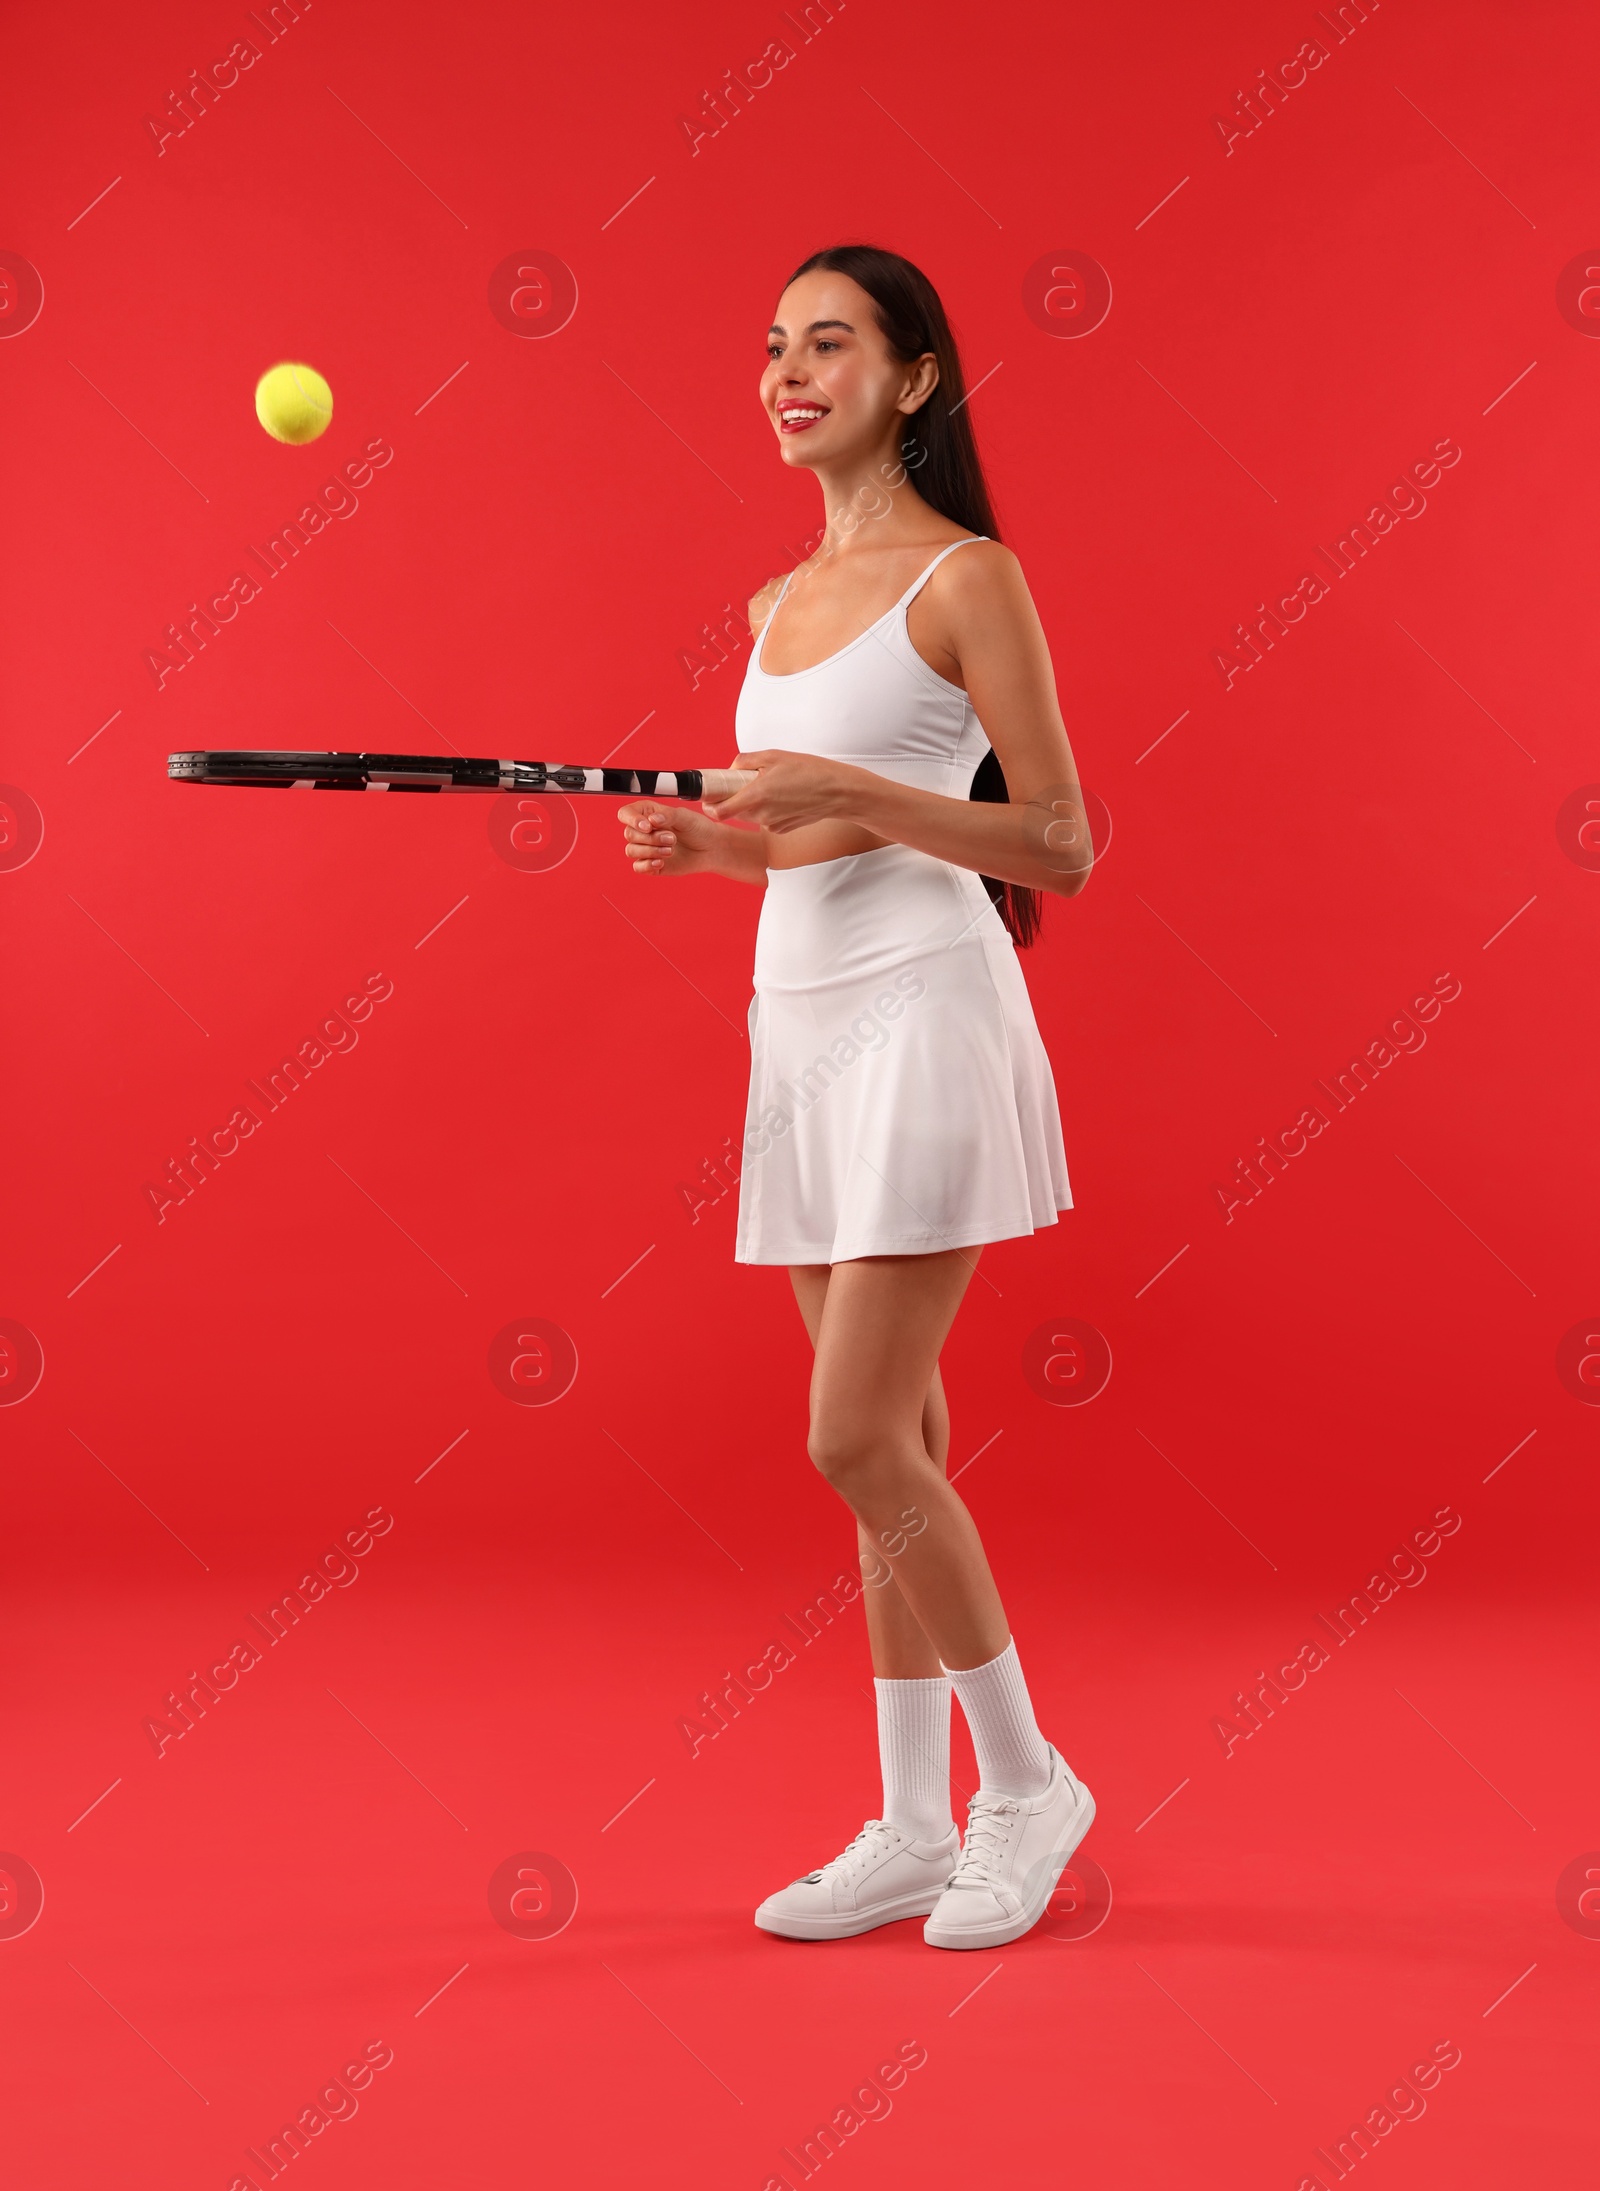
[{"left": 786, "top": 243, "right": 1042, "bottom": 947}]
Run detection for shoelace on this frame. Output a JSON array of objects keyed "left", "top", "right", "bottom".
[
  {"left": 946, "top": 1792, "right": 1019, "bottom": 1890},
  {"left": 803, "top": 1819, "right": 901, "bottom": 1883}
]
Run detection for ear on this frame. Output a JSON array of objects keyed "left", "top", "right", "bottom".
[{"left": 899, "top": 352, "right": 940, "bottom": 415}]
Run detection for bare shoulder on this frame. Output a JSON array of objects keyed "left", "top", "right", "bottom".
[
  {"left": 921, "top": 540, "right": 1036, "bottom": 650},
  {"left": 747, "top": 572, "right": 789, "bottom": 635},
  {"left": 937, "top": 537, "right": 1028, "bottom": 607}
]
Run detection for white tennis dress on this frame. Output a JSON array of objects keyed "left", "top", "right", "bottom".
[{"left": 732, "top": 537, "right": 1072, "bottom": 1265}]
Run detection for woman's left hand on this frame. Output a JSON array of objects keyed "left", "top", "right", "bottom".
[{"left": 701, "top": 750, "right": 862, "bottom": 834}]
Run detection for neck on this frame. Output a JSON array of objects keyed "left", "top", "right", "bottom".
[{"left": 809, "top": 434, "right": 932, "bottom": 555}]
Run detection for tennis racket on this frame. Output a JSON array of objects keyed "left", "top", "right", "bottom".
[{"left": 167, "top": 750, "right": 756, "bottom": 798}]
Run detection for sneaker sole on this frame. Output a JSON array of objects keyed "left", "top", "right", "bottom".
[
  {"left": 923, "top": 1781, "right": 1096, "bottom": 1951},
  {"left": 754, "top": 1888, "right": 947, "bottom": 1941}
]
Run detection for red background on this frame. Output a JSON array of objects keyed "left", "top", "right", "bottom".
[{"left": 3, "top": 0, "right": 1596, "bottom": 2183}]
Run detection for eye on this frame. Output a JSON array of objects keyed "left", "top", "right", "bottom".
[{"left": 815, "top": 339, "right": 839, "bottom": 352}]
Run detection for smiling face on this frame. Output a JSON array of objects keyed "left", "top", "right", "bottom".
[{"left": 761, "top": 269, "right": 937, "bottom": 471}]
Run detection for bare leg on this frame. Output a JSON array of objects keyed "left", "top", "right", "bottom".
[
  {"left": 764, "top": 1254, "right": 1072, "bottom": 1952},
  {"left": 790, "top": 1265, "right": 949, "bottom": 1678},
  {"left": 791, "top": 1251, "right": 1010, "bottom": 1672}
]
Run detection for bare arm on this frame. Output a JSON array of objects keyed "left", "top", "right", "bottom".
[{"left": 707, "top": 546, "right": 1092, "bottom": 898}]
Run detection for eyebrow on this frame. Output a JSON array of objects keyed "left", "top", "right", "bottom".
[{"left": 767, "top": 319, "right": 857, "bottom": 338}]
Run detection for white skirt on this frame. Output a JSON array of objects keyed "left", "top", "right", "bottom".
[{"left": 734, "top": 845, "right": 1072, "bottom": 1265}]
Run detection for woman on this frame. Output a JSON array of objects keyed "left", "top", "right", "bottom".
[{"left": 618, "top": 244, "right": 1094, "bottom": 1951}]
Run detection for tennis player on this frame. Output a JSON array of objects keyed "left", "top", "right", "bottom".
[{"left": 618, "top": 245, "right": 1094, "bottom": 1950}]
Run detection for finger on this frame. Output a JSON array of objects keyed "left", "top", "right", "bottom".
[
  {"left": 705, "top": 785, "right": 759, "bottom": 821},
  {"left": 707, "top": 752, "right": 774, "bottom": 808}
]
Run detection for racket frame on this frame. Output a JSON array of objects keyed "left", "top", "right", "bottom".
[{"left": 167, "top": 751, "right": 753, "bottom": 799}]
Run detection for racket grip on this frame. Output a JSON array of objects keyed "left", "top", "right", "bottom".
[{"left": 698, "top": 769, "right": 758, "bottom": 799}]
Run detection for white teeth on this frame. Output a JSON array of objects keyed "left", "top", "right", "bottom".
[{"left": 782, "top": 408, "right": 824, "bottom": 421}]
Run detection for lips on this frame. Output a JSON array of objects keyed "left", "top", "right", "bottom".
[{"left": 777, "top": 403, "right": 829, "bottom": 434}]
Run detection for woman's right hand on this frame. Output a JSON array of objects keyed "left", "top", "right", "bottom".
[{"left": 617, "top": 797, "right": 726, "bottom": 877}]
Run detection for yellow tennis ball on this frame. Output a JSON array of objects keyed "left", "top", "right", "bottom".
[{"left": 254, "top": 361, "right": 333, "bottom": 445}]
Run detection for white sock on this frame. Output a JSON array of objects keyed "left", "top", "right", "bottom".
[
  {"left": 944, "top": 1639, "right": 1052, "bottom": 1798},
  {"left": 874, "top": 1676, "right": 954, "bottom": 1841}
]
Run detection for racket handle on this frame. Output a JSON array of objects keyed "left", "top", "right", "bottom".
[{"left": 698, "top": 768, "right": 758, "bottom": 799}]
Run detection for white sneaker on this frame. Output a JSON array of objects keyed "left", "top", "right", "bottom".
[
  {"left": 923, "top": 1746, "right": 1095, "bottom": 1951},
  {"left": 754, "top": 1818, "right": 959, "bottom": 1940}
]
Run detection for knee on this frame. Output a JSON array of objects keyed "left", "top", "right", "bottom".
[
  {"left": 807, "top": 1419, "right": 880, "bottom": 1495},
  {"left": 807, "top": 1419, "right": 923, "bottom": 1501}
]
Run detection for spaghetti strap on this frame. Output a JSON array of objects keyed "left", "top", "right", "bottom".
[
  {"left": 757, "top": 538, "right": 989, "bottom": 675},
  {"left": 893, "top": 535, "right": 989, "bottom": 615},
  {"left": 754, "top": 568, "right": 797, "bottom": 669}
]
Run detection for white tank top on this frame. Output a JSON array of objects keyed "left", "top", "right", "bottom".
[{"left": 735, "top": 537, "right": 992, "bottom": 795}]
